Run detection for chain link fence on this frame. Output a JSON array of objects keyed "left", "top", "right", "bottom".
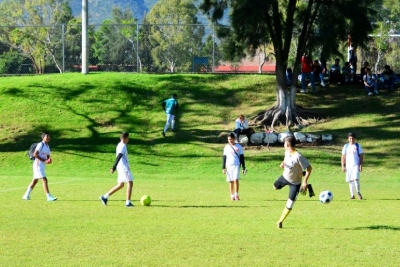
[
  {"left": 0, "top": 23, "right": 399, "bottom": 75},
  {"left": 0, "top": 23, "right": 221, "bottom": 75}
]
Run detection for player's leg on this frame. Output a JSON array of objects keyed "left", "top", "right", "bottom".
[
  {"left": 170, "top": 115, "right": 176, "bottom": 131},
  {"left": 22, "top": 178, "right": 38, "bottom": 200},
  {"left": 348, "top": 167, "right": 356, "bottom": 199},
  {"left": 277, "top": 182, "right": 301, "bottom": 228},
  {"left": 229, "top": 181, "right": 235, "bottom": 200},
  {"left": 163, "top": 114, "right": 172, "bottom": 136},
  {"left": 42, "top": 177, "right": 57, "bottom": 201},
  {"left": 124, "top": 171, "right": 134, "bottom": 207},
  {"left": 234, "top": 179, "right": 240, "bottom": 200}
]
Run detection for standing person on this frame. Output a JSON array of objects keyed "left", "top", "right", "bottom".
[
  {"left": 301, "top": 52, "right": 316, "bottom": 93},
  {"left": 329, "top": 58, "right": 342, "bottom": 85},
  {"left": 341, "top": 133, "right": 364, "bottom": 200},
  {"left": 100, "top": 132, "right": 134, "bottom": 207},
  {"left": 162, "top": 94, "right": 179, "bottom": 137},
  {"left": 222, "top": 133, "right": 246, "bottom": 201},
  {"left": 233, "top": 114, "right": 253, "bottom": 141},
  {"left": 274, "top": 136, "right": 312, "bottom": 229},
  {"left": 312, "top": 60, "right": 325, "bottom": 87},
  {"left": 22, "top": 132, "right": 57, "bottom": 201}
]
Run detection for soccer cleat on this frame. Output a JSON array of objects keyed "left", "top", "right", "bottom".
[
  {"left": 100, "top": 196, "right": 108, "bottom": 206},
  {"left": 357, "top": 193, "right": 363, "bottom": 200},
  {"left": 162, "top": 131, "right": 166, "bottom": 137},
  {"left": 277, "top": 221, "right": 283, "bottom": 229},
  {"left": 171, "top": 128, "right": 176, "bottom": 132},
  {"left": 235, "top": 195, "right": 240, "bottom": 201},
  {"left": 125, "top": 203, "right": 134, "bottom": 208},
  {"left": 22, "top": 195, "right": 31, "bottom": 200},
  {"left": 47, "top": 196, "right": 57, "bottom": 201},
  {"left": 350, "top": 195, "right": 355, "bottom": 199}
]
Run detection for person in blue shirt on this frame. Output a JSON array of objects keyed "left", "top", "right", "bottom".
[
  {"left": 162, "top": 94, "right": 179, "bottom": 137},
  {"left": 379, "top": 65, "right": 397, "bottom": 92}
]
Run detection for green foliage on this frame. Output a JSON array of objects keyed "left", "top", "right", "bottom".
[
  {"left": 0, "top": 73, "right": 400, "bottom": 266},
  {"left": 146, "top": 0, "right": 205, "bottom": 72}
]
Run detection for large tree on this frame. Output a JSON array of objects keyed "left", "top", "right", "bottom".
[
  {"left": 146, "top": 0, "right": 205, "bottom": 73},
  {"left": 201, "top": 0, "right": 377, "bottom": 128},
  {"left": 0, "top": 0, "right": 73, "bottom": 73}
]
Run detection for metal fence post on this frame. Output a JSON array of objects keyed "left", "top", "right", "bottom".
[{"left": 62, "top": 24, "right": 65, "bottom": 73}]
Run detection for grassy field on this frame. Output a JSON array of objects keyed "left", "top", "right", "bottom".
[{"left": 0, "top": 73, "right": 399, "bottom": 266}]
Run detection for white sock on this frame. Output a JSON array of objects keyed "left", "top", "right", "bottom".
[
  {"left": 234, "top": 192, "right": 238, "bottom": 197},
  {"left": 163, "top": 123, "right": 169, "bottom": 133},
  {"left": 355, "top": 180, "right": 361, "bottom": 194},
  {"left": 231, "top": 194, "right": 234, "bottom": 199},
  {"left": 125, "top": 200, "right": 131, "bottom": 205},
  {"left": 171, "top": 120, "right": 175, "bottom": 129},
  {"left": 349, "top": 181, "right": 354, "bottom": 196},
  {"left": 46, "top": 193, "right": 51, "bottom": 197},
  {"left": 24, "top": 187, "right": 32, "bottom": 196},
  {"left": 104, "top": 194, "right": 109, "bottom": 199}
]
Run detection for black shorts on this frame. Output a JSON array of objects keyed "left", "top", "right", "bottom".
[{"left": 274, "top": 176, "right": 301, "bottom": 201}]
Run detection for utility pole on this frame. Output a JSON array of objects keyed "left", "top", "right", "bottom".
[{"left": 82, "top": 0, "right": 89, "bottom": 74}]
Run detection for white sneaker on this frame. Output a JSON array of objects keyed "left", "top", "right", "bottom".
[
  {"left": 368, "top": 92, "right": 373, "bottom": 96},
  {"left": 308, "top": 83, "right": 311, "bottom": 87},
  {"left": 374, "top": 90, "right": 379, "bottom": 94},
  {"left": 321, "top": 83, "right": 326, "bottom": 87},
  {"left": 22, "top": 195, "right": 30, "bottom": 200},
  {"left": 47, "top": 196, "right": 58, "bottom": 201}
]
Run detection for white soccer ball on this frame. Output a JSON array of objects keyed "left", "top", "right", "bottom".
[
  {"left": 239, "top": 136, "right": 248, "bottom": 144},
  {"left": 319, "top": 190, "right": 333, "bottom": 204}
]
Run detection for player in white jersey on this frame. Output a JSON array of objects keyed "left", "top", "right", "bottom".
[
  {"left": 222, "top": 133, "right": 246, "bottom": 200},
  {"left": 274, "top": 136, "right": 312, "bottom": 228},
  {"left": 341, "top": 133, "right": 364, "bottom": 200},
  {"left": 22, "top": 132, "right": 57, "bottom": 201},
  {"left": 100, "top": 132, "right": 134, "bottom": 207}
]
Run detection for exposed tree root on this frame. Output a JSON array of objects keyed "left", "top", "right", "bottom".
[{"left": 250, "top": 105, "right": 324, "bottom": 129}]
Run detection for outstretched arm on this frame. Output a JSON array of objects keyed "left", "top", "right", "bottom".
[{"left": 222, "top": 155, "right": 227, "bottom": 174}]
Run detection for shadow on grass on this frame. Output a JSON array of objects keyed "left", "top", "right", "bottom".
[
  {"left": 1, "top": 74, "right": 400, "bottom": 170},
  {"left": 344, "top": 225, "right": 400, "bottom": 231}
]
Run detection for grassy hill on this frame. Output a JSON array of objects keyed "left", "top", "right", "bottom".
[{"left": 1, "top": 73, "right": 399, "bottom": 266}]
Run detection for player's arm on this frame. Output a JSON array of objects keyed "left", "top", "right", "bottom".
[
  {"left": 175, "top": 101, "right": 179, "bottom": 110},
  {"left": 302, "top": 165, "right": 312, "bottom": 189},
  {"left": 359, "top": 153, "right": 364, "bottom": 172},
  {"left": 162, "top": 101, "right": 166, "bottom": 111},
  {"left": 222, "top": 155, "right": 227, "bottom": 174},
  {"left": 110, "top": 153, "right": 123, "bottom": 174},
  {"left": 240, "top": 154, "right": 246, "bottom": 171},
  {"left": 341, "top": 154, "right": 346, "bottom": 171}
]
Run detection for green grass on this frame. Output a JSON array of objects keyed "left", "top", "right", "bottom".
[{"left": 0, "top": 73, "right": 399, "bottom": 266}]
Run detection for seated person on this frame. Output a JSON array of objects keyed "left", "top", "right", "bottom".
[
  {"left": 341, "top": 62, "right": 353, "bottom": 83},
  {"left": 233, "top": 115, "right": 254, "bottom": 142},
  {"left": 329, "top": 58, "right": 342, "bottom": 85},
  {"left": 363, "top": 68, "right": 378, "bottom": 96},
  {"left": 312, "top": 60, "right": 325, "bottom": 87},
  {"left": 378, "top": 65, "right": 397, "bottom": 91},
  {"left": 286, "top": 68, "right": 293, "bottom": 86}
]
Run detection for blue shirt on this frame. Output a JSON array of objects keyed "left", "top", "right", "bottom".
[{"left": 163, "top": 97, "right": 178, "bottom": 115}]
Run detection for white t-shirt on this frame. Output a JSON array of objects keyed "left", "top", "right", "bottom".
[
  {"left": 234, "top": 118, "right": 249, "bottom": 130},
  {"left": 342, "top": 143, "right": 363, "bottom": 167},
  {"left": 116, "top": 142, "right": 130, "bottom": 172},
  {"left": 223, "top": 143, "right": 243, "bottom": 166},
  {"left": 35, "top": 142, "right": 50, "bottom": 163},
  {"left": 282, "top": 150, "right": 310, "bottom": 184}
]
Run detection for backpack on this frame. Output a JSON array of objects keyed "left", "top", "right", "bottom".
[
  {"left": 28, "top": 142, "right": 43, "bottom": 160},
  {"left": 345, "top": 143, "right": 360, "bottom": 158}
]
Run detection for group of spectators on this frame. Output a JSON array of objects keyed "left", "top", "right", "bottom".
[{"left": 285, "top": 55, "right": 397, "bottom": 96}]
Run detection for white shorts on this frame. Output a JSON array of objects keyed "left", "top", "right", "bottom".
[
  {"left": 226, "top": 165, "right": 240, "bottom": 182},
  {"left": 117, "top": 170, "right": 134, "bottom": 183},
  {"left": 346, "top": 165, "right": 360, "bottom": 182},
  {"left": 166, "top": 114, "right": 175, "bottom": 124},
  {"left": 33, "top": 161, "right": 46, "bottom": 179}
]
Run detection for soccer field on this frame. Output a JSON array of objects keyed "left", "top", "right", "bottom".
[{"left": 1, "top": 73, "right": 399, "bottom": 266}]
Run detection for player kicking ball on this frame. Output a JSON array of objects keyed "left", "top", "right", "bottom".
[{"left": 100, "top": 132, "right": 134, "bottom": 207}]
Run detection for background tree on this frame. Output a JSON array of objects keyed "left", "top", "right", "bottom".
[
  {"left": 0, "top": 0, "right": 73, "bottom": 73},
  {"left": 201, "top": 0, "right": 377, "bottom": 128},
  {"left": 146, "top": 0, "right": 205, "bottom": 73}
]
